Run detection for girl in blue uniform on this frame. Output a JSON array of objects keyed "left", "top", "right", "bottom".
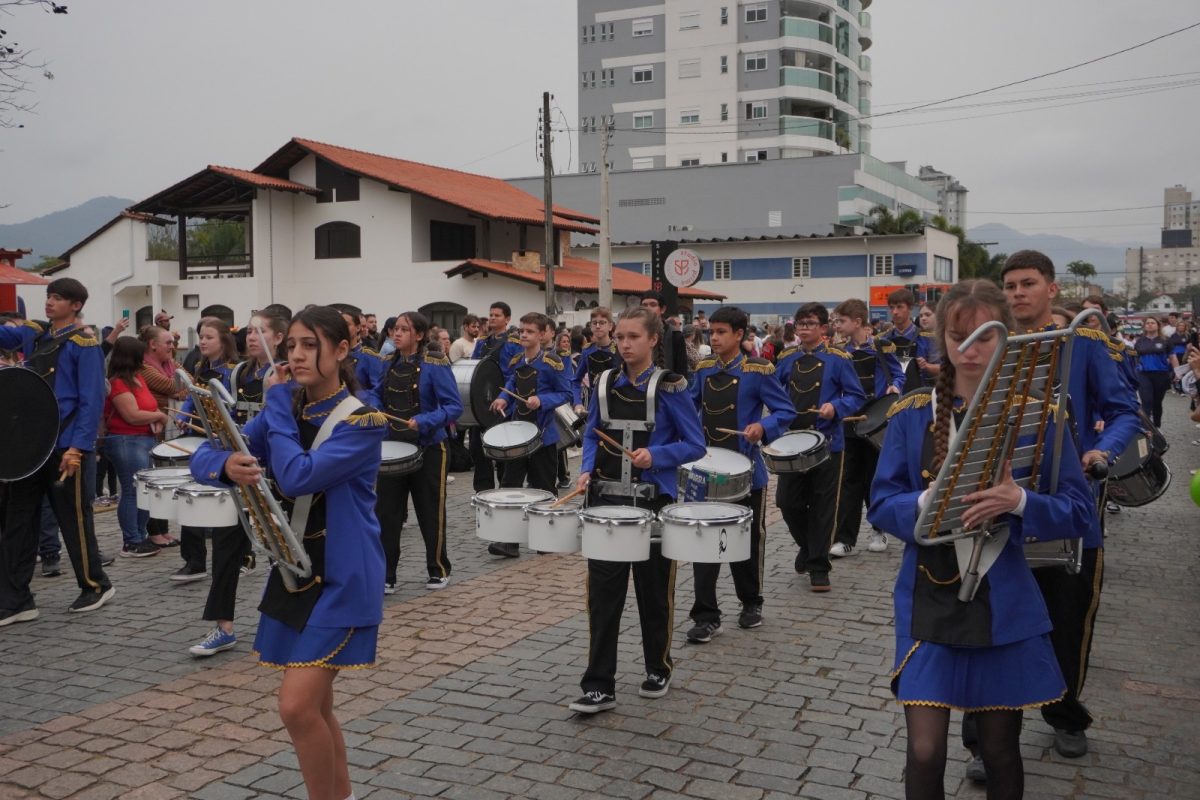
[
  {"left": 1134, "top": 316, "right": 1172, "bottom": 427},
  {"left": 190, "top": 306, "right": 385, "bottom": 800},
  {"left": 868, "top": 280, "right": 1094, "bottom": 800}
]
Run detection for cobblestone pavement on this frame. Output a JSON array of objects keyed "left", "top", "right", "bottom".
[{"left": 2, "top": 399, "right": 1198, "bottom": 799}]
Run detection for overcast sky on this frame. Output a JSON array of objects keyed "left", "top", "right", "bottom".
[{"left": 1, "top": 0, "right": 1196, "bottom": 248}]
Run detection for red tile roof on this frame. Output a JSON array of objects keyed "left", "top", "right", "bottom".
[
  {"left": 445, "top": 256, "right": 725, "bottom": 300},
  {"left": 0, "top": 262, "right": 49, "bottom": 285},
  {"left": 207, "top": 165, "right": 319, "bottom": 194},
  {"left": 256, "top": 138, "right": 599, "bottom": 234}
]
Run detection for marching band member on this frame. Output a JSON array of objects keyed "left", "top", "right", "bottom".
[
  {"left": 774, "top": 302, "right": 866, "bottom": 592},
  {"left": 830, "top": 298, "right": 904, "bottom": 557},
  {"left": 882, "top": 288, "right": 923, "bottom": 391},
  {"left": 0, "top": 278, "right": 112, "bottom": 625},
  {"left": 686, "top": 306, "right": 794, "bottom": 642},
  {"left": 470, "top": 302, "right": 522, "bottom": 494},
  {"left": 868, "top": 279, "right": 1094, "bottom": 800},
  {"left": 915, "top": 301, "right": 941, "bottom": 385},
  {"left": 571, "top": 307, "right": 705, "bottom": 714},
  {"left": 330, "top": 302, "right": 385, "bottom": 402},
  {"left": 190, "top": 305, "right": 386, "bottom": 800},
  {"left": 371, "top": 311, "right": 461, "bottom": 593},
  {"left": 572, "top": 307, "right": 621, "bottom": 415},
  {"left": 488, "top": 312, "right": 571, "bottom": 557}
]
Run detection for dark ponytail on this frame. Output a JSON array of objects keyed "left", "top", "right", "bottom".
[{"left": 398, "top": 311, "right": 432, "bottom": 358}]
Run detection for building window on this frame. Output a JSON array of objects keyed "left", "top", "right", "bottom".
[
  {"left": 632, "top": 65, "right": 654, "bottom": 83},
  {"left": 581, "top": 25, "right": 587, "bottom": 43},
  {"left": 792, "top": 257, "right": 811, "bottom": 279},
  {"left": 581, "top": 72, "right": 588, "bottom": 89},
  {"left": 714, "top": 259, "right": 732, "bottom": 280},
  {"left": 315, "top": 158, "right": 360, "bottom": 203},
  {"left": 720, "top": 6, "right": 728, "bottom": 24},
  {"left": 679, "top": 58, "right": 701, "bottom": 79},
  {"left": 745, "top": 3, "right": 767, "bottom": 23},
  {"left": 873, "top": 254, "right": 895, "bottom": 277},
  {"left": 681, "top": 157, "right": 700, "bottom": 167},
  {"left": 588, "top": 24, "right": 595, "bottom": 42},
  {"left": 632, "top": 112, "right": 654, "bottom": 129},
  {"left": 430, "top": 220, "right": 476, "bottom": 261},
  {"left": 680, "top": 108, "right": 700, "bottom": 125},
  {"left": 680, "top": 12, "right": 700, "bottom": 29},
  {"left": 745, "top": 53, "right": 767, "bottom": 72},
  {"left": 632, "top": 157, "right": 655, "bottom": 170},
  {"left": 720, "top": 55, "right": 728, "bottom": 74},
  {"left": 745, "top": 150, "right": 768, "bottom": 162},
  {"left": 603, "top": 68, "right": 614, "bottom": 86},
  {"left": 720, "top": 103, "right": 728, "bottom": 121},
  {"left": 746, "top": 101, "right": 768, "bottom": 119},
  {"left": 314, "top": 222, "right": 361, "bottom": 259},
  {"left": 587, "top": 70, "right": 595, "bottom": 88},
  {"left": 721, "top": 152, "right": 728, "bottom": 162},
  {"left": 934, "top": 255, "right": 953, "bottom": 282},
  {"left": 632, "top": 17, "right": 653, "bottom": 37},
  {"left": 602, "top": 22, "right": 614, "bottom": 40}
]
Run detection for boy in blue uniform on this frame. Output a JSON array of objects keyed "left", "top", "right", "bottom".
[
  {"left": 331, "top": 303, "right": 386, "bottom": 402},
  {"left": 572, "top": 307, "right": 621, "bottom": 415},
  {"left": 0, "top": 278, "right": 113, "bottom": 625},
  {"left": 830, "top": 298, "right": 904, "bottom": 557},
  {"left": 470, "top": 301, "right": 523, "bottom": 493},
  {"left": 774, "top": 302, "right": 866, "bottom": 591},
  {"left": 881, "top": 288, "right": 923, "bottom": 391},
  {"left": 686, "top": 306, "right": 794, "bottom": 641}
]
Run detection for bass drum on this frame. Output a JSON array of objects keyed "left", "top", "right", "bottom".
[
  {"left": 452, "top": 358, "right": 506, "bottom": 428},
  {"left": 0, "top": 366, "right": 60, "bottom": 482}
]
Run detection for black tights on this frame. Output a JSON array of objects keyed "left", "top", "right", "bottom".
[{"left": 905, "top": 706, "right": 1024, "bottom": 800}]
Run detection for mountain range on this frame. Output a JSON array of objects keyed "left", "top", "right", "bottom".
[
  {"left": 0, "top": 196, "right": 134, "bottom": 268},
  {"left": 966, "top": 223, "right": 1143, "bottom": 290}
]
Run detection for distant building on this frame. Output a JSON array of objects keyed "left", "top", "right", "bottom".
[
  {"left": 917, "top": 165, "right": 968, "bottom": 230},
  {"left": 1124, "top": 244, "right": 1200, "bottom": 297},
  {"left": 1162, "top": 184, "right": 1199, "bottom": 248}
]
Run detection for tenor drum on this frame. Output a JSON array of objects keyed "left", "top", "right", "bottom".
[
  {"left": 677, "top": 448, "right": 752, "bottom": 501},
  {"left": 150, "top": 436, "right": 205, "bottom": 467},
  {"left": 763, "top": 430, "right": 829, "bottom": 474},
  {"left": 481, "top": 421, "right": 542, "bottom": 461},
  {"left": 379, "top": 441, "right": 423, "bottom": 476},
  {"left": 580, "top": 505, "right": 654, "bottom": 562},
  {"left": 854, "top": 395, "right": 900, "bottom": 450},
  {"left": 471, "top": 488, "right": 553, "bottom": 544},
  {"left": 174, "top": 482, "right": 239, "bottom": 527},
  {"left": 659, "top": 502, "right": 753, "bottom": 564},
  {"left": 526, "top": 497, "right": 583, "bottom": 553},
  {"left": 553, "top": 404, "right": 584, "bottom": 449},
  {"left": 1106, "top": 434, "right": 1172, "bottom": 507},
  {"left": 134, "top": 467, "right": 192, "bottom": 519},
  {"left": 452, "top": 358, "right": 505, "bottom": 428}
]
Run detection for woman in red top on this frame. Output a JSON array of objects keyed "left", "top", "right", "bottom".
[{"left": 101, "top": 337, "right": 168, "bottom": 557}]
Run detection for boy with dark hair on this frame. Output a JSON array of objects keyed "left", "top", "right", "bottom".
[
  {"left": 330, "top": 302, "right": 385, "bottom": 400},
  {"left": 0, "top": 278, "right": 114, "bottom": 625},
  {"left": 572, "top": 307, "right": 620, "bottom": 415},
  {"left": 471, "top": 302, "right": 523, "bottom": 495}
]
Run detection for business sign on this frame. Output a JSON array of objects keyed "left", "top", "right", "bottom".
[
  {"left": 896, "top": 263, "right": 917, "bottom": 278},
  {"left": 650, "top": 240, "right": 680, "bottom": 315},
  {"left": 664, "top": 248, "right": 703, "bottom": 288}
]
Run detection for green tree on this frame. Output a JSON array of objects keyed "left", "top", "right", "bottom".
[
  {"left": 865, "top": 205, "right": 925, "bottom": 235},
  {"left": 32, "top": 255, "right": 63, "bottom": 272},
  {"left": 927, "top": 215, "right": 1005, "bottom": 285},
  {"left": 1064, "top": 260, "right": 1096, "bottom": 297}
]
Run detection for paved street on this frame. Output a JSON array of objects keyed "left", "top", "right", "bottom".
[{"left": 1, "top": 397, "right": 1198, "bottom": 800}]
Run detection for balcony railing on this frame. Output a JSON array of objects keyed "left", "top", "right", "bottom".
[
  {"left": 780, "top": 115, "right": 834, "bottom": 140},
  {"left": 780, "top": 66, "right": 834, "bottom": 92},
  {"left": 780, "top": 17, "right": 833, "bottom": 45},
  {"left": 858, "top": 11, "right": 872, "bottom": 46},
  {"left": 181, "top": 254, "right": 252, "bottom": 280},
  {"left": 859, "top": 54, "right": 871, "bottom": 73}
]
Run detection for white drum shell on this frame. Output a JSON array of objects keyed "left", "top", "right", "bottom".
[
  {"left": 150, "top": 436, "right": 205, "bottom": 467},
  {"left": 472, "top": 489, "right": 553, "bottom": 544},
  {"left": 379, "top": 441, "right": 423, "bottom": 476},
  {"left": 481, "top": 421, "right": 542, "bottom": 461},
  {"left": 659, "top": 502, "right": 753, "bottom": 563},
  {"left": 135, "top": 468, "right": 192, "bottom": 516},
  {"left": 175, "top": 483, "right": 239, "bottom": 527},
  {"left": 526, "top": 499, "right": 583, "bottom": 553},
  {"left": 580, "top": 507, "right": 653, "bottom": 562},
  {"left": 677, "top": 448, "right": 753, "bottom": 501}
]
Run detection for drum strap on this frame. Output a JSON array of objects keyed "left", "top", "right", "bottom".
[
  {"left": 290, "top": 395, "right": 361, "bottom": 536},
  {"left": 598, "top": 368, "right": 663, "bottom": 490}
]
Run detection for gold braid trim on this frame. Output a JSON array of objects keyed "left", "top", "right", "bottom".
[
  {"left": 1074, "top": 327, "right": 1108, "bottom": 343},
  {"left": 696, "top": 357, "right": 718, "bottom": 371},
  {"left": 254, "top": 628, "right": 376, "bottom": 671},
  {"left": 777, "top": 346, "right": 800, "bottom": 361},
  {"left": 543, "top": 352, "right": 564, "bottom": 371},
  {"left": 898, "top": 691, "right": 1066, "bottom": 713},
  {"left": 826, "top": 347, "right": 851, "bottom": 359},
  {"left": 344, "top": 409, "right": 388, "bottom": 428},
  {"left": 423, "top": 351, "right": 450, "bottom": 366},
  {"left": 22, "top": 319, "right": 45, "bottom": 333},
  {"left": 886, "top": 390, "right": 933, "bottom": 418},
  {"left": 69, "top": 333, "right": 99, "bottom": 347},
  {"left": 742, "top": 360, "right": 775, "bottom": 375},
  {"left": 890, "top": 641, "right": 921, "bottom": 679},
  {"left": 660, "top": 374, "right": 688, "bottom": 393}
]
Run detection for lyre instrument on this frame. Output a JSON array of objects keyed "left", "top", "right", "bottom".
[{"left": 177, "top": 369, "right": 312, "bottom": 591}]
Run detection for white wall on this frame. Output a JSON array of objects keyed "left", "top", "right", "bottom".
[{"left": 663, "top": 0, "right": 738, "bottom": 167}]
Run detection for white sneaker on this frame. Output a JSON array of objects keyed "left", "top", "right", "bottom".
[
  {"left": 447, "top": 475, "right": 456, "bottom": 484},
  {"left": 829, "top": 542, "right": 853, "bottom": 558},
  {"left": 867, "top": 532, "right": 888, "bottom": 553}
]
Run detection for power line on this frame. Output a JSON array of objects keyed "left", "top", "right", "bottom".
[
  {"left": 455, "top": 137, "right": 529, "bottom": 169},
  {"left": 869, "top": 69, "right": 1200, "bottom": 108},
  {"left": 974, "top": 205, "right": 1161, "bottom": 215}
]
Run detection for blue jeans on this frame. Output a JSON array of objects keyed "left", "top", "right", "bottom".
[{"left": 102, "top": 434, "right": 155, "bottom": 546}]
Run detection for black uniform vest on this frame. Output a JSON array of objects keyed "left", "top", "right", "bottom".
[
  {"left": 701, "top": 366, "right": 740, "bottom": 452},
  {"left": 595, "top": 371, "right": 652, "bottom": 483},
  {"left": 849, "top": 347, "right": 878, "bottom": 401},
  {"left": 513, "top": 359, "right": 540, "bottom": 424},
  {"left": 382, "top": 356, "right": 420, "bottom": 443},
  {"left": 27, "top": 326, "right": 72, "bottom": 390},
  {"left": 787, "top": 352, "right": 823, "bottom": 431}
]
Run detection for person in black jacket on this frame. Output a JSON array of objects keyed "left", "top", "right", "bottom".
[{"left": 639, "top": 291, "right": 690, "bottom": 378}]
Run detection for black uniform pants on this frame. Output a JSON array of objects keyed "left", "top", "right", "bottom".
[
  {"left": 377, "top": 442, "right": 451, "bottom": 581},
  {"left": 582, "top": 493, "right": 676, "bottom": 695},
  {"left": 470, "top": 428, "right": 499, "bottom": 492},
  {"left": 836, "top": 436, "right": 879, "bottom": 548},
  {"left": 500, "top": 443, "right": 558, "bottom": 494},
  {"left": 180, "top": 526, "right": 208, "bottom": 571},
  {"left": 202, "top": 524, "right": 249, "bottom": 621},
  {"left": 776, "top": 450, "right": 845, "bottom": 576},
  {"left": 0, "top": 450, "right": 109, "bottom": 610},
  {"left": 690, "top": 488, "right": 766, "bottom": 623}
]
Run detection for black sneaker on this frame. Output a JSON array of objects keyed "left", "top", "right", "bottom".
[
  {"left": 99, "top": 552, "right": 115, "bottom": 567},
  {"left": 965, "top": 755, "right": 987, "bottom": 783},
  {"left": 794, "top": 552, "right": 808, "bottom": 575},
  {"left": 557, "top": 476, "right": 572, "bottom": 490},
  {"left": 425, "top": 576, "right": 449, "bottom": 590},
  {"left": 487, "top": 542, "right": 520, "bottom": 558},
  {"left": 568, "top": 691, "right": 616, "bottom": 714},
  {"left": 170, "top": 564, "right": 208, "bottom": 583},
  {"left": 239, "top": 553, "right": 257, "bottom": 576},
  {"left": 1053, "top": 728, "right": 1088, "bottom": 758},
  {"left": 0, "top": 600, "right": 39, "bottom": 627},
  {"left": 738, "top": 604, "right": 763, "bottom": 629},
  {"left": 41, "top": 558, "right": 61, "bottom": 578},
  {"left": 686, "top": 620, "right": 722, "bottom": 644},
  {"left": 120, "top": 541, "right": 160, "bottom": 558},
  {"left": 638, "top": 673, "right": 671, "bottom": 698},
  {"left": 383, "top": 581, "right": 396, "bottom": 596},
  {"left": 810, "top": 572, "right": 831, "bottom": 593},
  {"left": 68, "top": 586, "right": 116, "bottom": 613}
]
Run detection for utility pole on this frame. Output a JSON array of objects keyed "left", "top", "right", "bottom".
[
  {"left": 542, "top": 91, "right": 557, "bottom": 317},
  {"left": 598, "top": 115, "right": 613, "bottom": 310}
]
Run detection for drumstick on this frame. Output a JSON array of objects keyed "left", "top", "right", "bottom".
[
  {"left": 594, "top": 428, "right": 637, "bottom": 460},
  {"left": 180, "top": 421, "right": 208, "bottom": 436},
  {"left": 551, "top": 486, "right": 586, "bottom": 507},
  {"left": 380, "top": 411, "right": 411, "bottom": 426},
  {"left": 160, "top": 440, "right": 195, "bottom": 455},
  {"left": 714, "top": 427, "right": 752, "bottom": 438},
  {"left": 175, "top": 408, "right": 205, "bottom": 422},
  {"left": 498, "top": 386, "right": 531, "bottom": 405},
  {"left": 843, "top": 415, "right": 867, "bottom": 423}
]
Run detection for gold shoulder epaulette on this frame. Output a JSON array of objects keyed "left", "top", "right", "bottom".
[
  {"left": 506, "top": 332, "right": 521, "bottom": 344},
  {"left": 343, "top": 408, "right": 387, "bottom": 428},
  {"left": 423, "top": 351, "right": 449, "bottom": 366},
  {"left": 828, "top": 346, "right": 851, "bottom": 359},
  {"left": 887, "top": 388, "right": 933, "bottom": 418},
  {"left": 777, "top": 346, "right": 800, "bottom": 361},
  {"left": 543, "top": 352, "right": 564, "bottom": 371},
  {"left": 876, "top": 337, "right": 897, "bottom": 353},
  {"left": 1074, "top": 327, "right": 1108, "bottom": 343},
  {"left": 696, "top": 357, "right": 717, "bottom": 371},
  {"left": 742, "top": 357, "right": 774, "bottom": 375},
  {"left": 919, "top": 330, "right": 936, "bottom": 338},
  {"left": 68, "top": 332, "right": 99, "bottom": 348},
  {"left": 22, "top": 320, "right": 44, "bottom": 334},
  {"left": 660, "top": 373, "right": 688, "bottom": 393},
  {"left": 508, "top": 353, "right": 522, "bottom": 368}
]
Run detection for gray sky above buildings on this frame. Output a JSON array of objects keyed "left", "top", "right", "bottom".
[{"left": 1, "top": 0, "right": 1196, "bottom": 248}]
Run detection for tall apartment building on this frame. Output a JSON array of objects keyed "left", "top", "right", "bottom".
[
  {"left": 577, "top": 0, "right": 874, "bottom": 172},
  {"left": 917, "top": 165, "right": 968, "bottom": 230},
  {"left": 1162, "top": 184, "right": 1199, "bottom": 247}
]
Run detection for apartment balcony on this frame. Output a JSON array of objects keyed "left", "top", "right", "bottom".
[
  {"left": 780, "top": 16, "right": 833, "bottom": 46},
  {"left": 779, "top": 115, "right": 834, "bottom": 141},
  {"left": 860, "top": 0, "right": 871, "bottom": 8},
  {"left": 859, "top": 54, "right": 871, "bottom": 73},
  {"left": 780, "top": 66, "right": 834, "bottom": 93},
  {"left": 858, "top": 11, "right": 873, "bottom": 49}
]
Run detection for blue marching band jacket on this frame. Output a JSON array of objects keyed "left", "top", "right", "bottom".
[
  {"left": 178, "top": 359, "right": 235, "bottom": 425},
  {"left": 774, "top": 342, "right": 867, "bottom": 452},
  {"left": 473, "top": 328, "right": 523, "bottom": 380},
  {"left": 503, "top": 349, "right": 572, "bottom": 447},
  {"left": 840, "top": 336, "right": 905, "bottom": 401},
  {"left": 349, "top": 342, "right": 387, "bottom": 403},
  {"left": 572, "top": 341, "right": 621, "bottom": 408},
  {"left": 370, "top": 348, "right": 462, "bottom": 447}
]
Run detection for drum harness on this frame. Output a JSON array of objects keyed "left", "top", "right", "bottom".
[{"left": 592, "top": 367, "right": 664, "bottom": 501}]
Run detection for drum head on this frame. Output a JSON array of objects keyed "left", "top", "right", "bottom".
[
  {"left": 683, "top": 448, "right": 753, "bottom": 474},
  {"left": 769, "top": 430, "right": 824, "bottom": 456},
  {"left": 482, "top": 421, "right": 540, "bottom": 448},
  {"left": 1109, "top": 436, "right": 1151, "bottom": 480},
  {"left": 475, "top": 488, "right": 553, "bottom": 508},
  {"left": 469, "top": 358, "right": 506, "bottom": 428},
  {"left": 151, "top": 436, "right": 205, "bottom": 459},
  {"left": 582, "top": 506, "right": 653, "bottom": 523},
  {"left": 661, "top": 502, "right": 749, "bottom": 522},
  {"left": 527, "top": 497, "right": 583, "bottom": 515},
  {"left": 858, "top": 395, "right": 899, "bottom": 433},
  {"left": 0, "top": 367, "right": 60, "bottom": 482},
  {"left": 381, "top": 441, "right": 419, "bottom": 460},
  {"left": 174, "top": 481, "right": 228, "bottom": 498}
]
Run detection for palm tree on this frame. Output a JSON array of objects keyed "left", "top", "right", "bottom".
[
  {"left": 1065, "top": 260, "right": 1096, "bottom": 297},
  {"left": 865, "top": 205, "right": 925, "bottom": 235}
]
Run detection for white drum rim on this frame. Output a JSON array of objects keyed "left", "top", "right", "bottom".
[
  {"left": 136, "top": 467, "right": 192, "bottom": 480},
  {"left": 473, "top": 488, "right": 554, "bottom": 509},
  {"left": 150, "top": 437, "right": 205, "bottom": 457},
  {"left": 767, "top": 430, "right": 825, "bottom": 455},
  {"left": 659, "top": 502, "right": 753, "bottom": 526},
  {"left": 681, "top": 448, "right": 753, "bottom": 474},
  {"left": 144, "top": 475, "right": 195, "bottom": 489},
  {"left": 580, "top": 507, "right": 654, "bottom": 525},
  {"left": 526, "top": 499, "right": 583, "bottom": 516},
  {"left": 173, "top": 482, "right": 232, "bottom": 498},
  {"left": 481, "top": 420, "right": 540, "bottom": 447}
]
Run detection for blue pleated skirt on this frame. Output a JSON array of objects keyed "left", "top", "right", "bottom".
[
  {"left": 253, "top": 615, "right": 378, "bottom": 671},
  {"left": 891, "top": 634, "right": 1065, "bottom": 711}
]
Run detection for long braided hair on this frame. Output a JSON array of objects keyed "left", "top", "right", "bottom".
[{"left": 929, "top": 280, "right": 1016, "bottom": 472}]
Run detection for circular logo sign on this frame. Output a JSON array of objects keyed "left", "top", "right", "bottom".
[{"left": 664, "top": 248, "right": 702, "bottom": 288}]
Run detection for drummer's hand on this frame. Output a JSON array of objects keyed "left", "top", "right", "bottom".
[
  {"left": 265, "top": 363, "right": 290, "bottom": 389},
  {"left": 743, "top": 422, "right": 765, "bottom": 444},
  {"left": 1093, "top": 419, "right": 1105, "bottom": 433},
  {"left": 630, "top": 448, "right": 653, "bottom": 469},
  {"left": 961, "top": 460, "right": 1021, "bottom": 529},
  {"left": 490, "top": 397, "right": 507, "bottom": 414},
  {"left": 405, "top": 417, "right": 419, "bottom": 431},
  {"left": 525, "top": 395, "right": 541, "bottom": 410},
  {"left": 574, "top": 404, "right": 587, "bottom": 416},
  {"left": 224, "top": 453, "right": 262, "bottom": 486},
  {"left": 1080, "top": 449, "right": 1105, "bottom": 472},
  {"left": 886, "top": 385, "right": 901, "bottom": 395},
  {"left": 58, "top": 447, "right": 83, "bottom": 479},
  {"left": 576, "top": 472, "right": 591, "bottom": 494},
  {"left": 916, "top": 357, "right": 928, "bottom": 370},
  {"left": 817, "top": 402, "right": 836, "bottom": 420}
]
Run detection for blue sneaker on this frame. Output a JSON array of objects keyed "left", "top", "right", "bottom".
[{"left": 188, "top": 627, "right": 237, "bottom": 657}]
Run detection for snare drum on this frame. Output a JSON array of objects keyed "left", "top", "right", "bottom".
[
  {"left": 471, "top": 488, "right": 553, "bottom": 544},
  {"left": 659, "top": 502, "right": 752, "bottom": 564},
  {"left": 580, "top": 505, "right": 654, "bottom": 562},
  {"left": 526, "top": 497, "right": 583, "bottom": 553},
  {"left": 676, "top": 448, "right": 752, "bottom": 501},
  {"left": 854, "top": 395, "right": 900, "bottom": 450},
  {"left": 553, "top": 405, "right": 584, "bottom": 450},
  {"left": 1106, "top": 434, "right": 1172, "bottom": 507},
  {"left": 150, "top": 436, "right": 206, "bottom": 467},
  {"left": 379, "top": 441, "right": 423, "bottom": 476},
  {"left": 763, "top": 430, "right": 829, "bottom": 474},
  {"left": 174, "top": 482, "right": 239, "bottom": 527},
  {"left": 134, "top": 467, "right": 193, "bottom": 520},
  {"left": 481, "top": 420, "right": 542, "bottom": 461}
]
